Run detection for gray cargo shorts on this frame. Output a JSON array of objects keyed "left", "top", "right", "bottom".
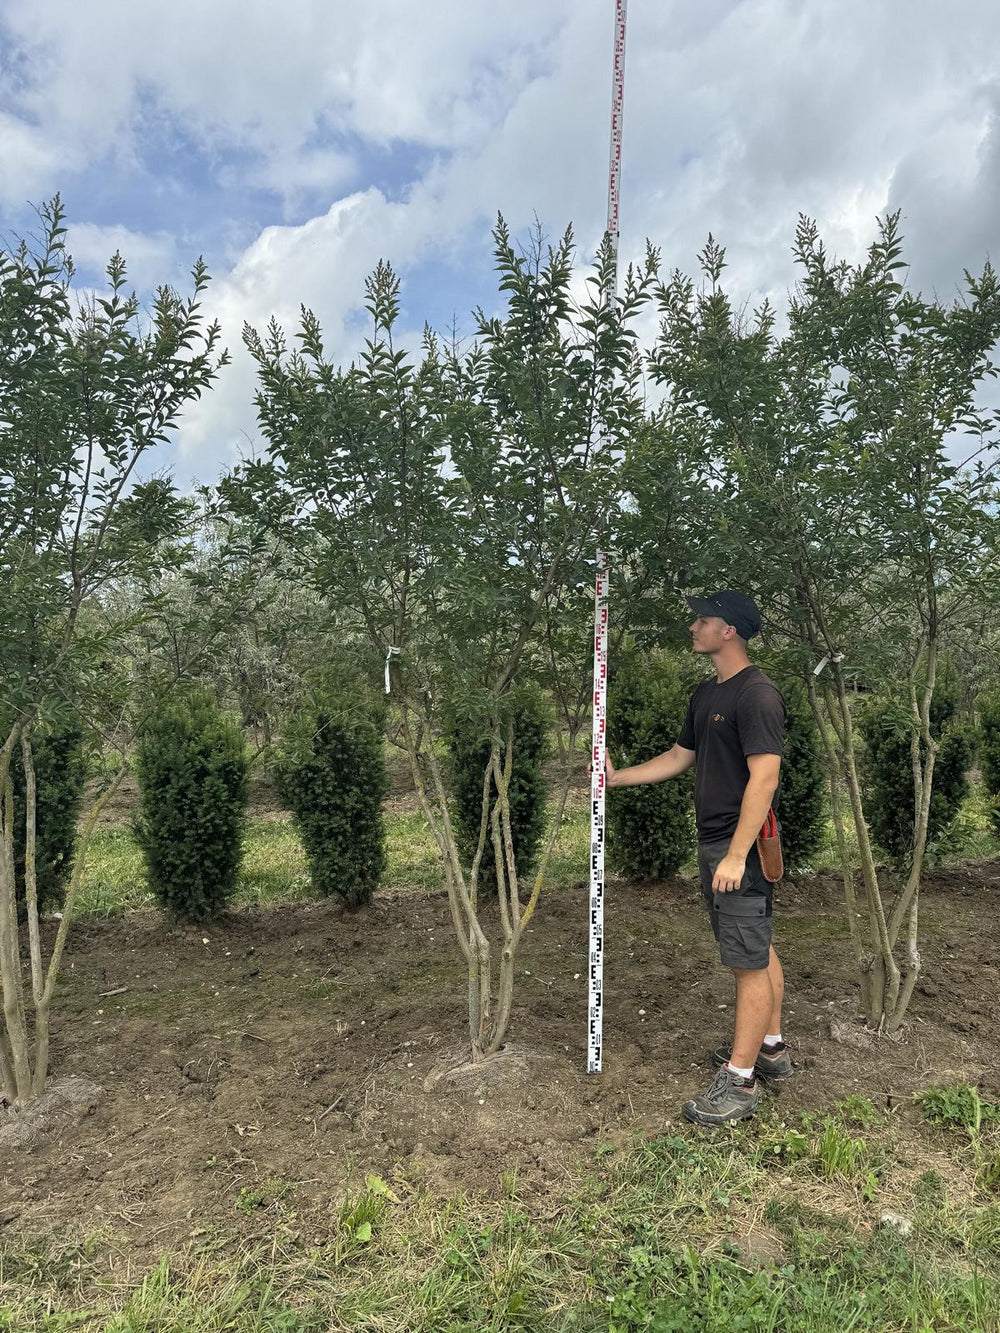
[{"left": 697, "top": 838, "right": 773, "bottom": 971}]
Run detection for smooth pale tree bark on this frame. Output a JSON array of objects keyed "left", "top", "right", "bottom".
[{"left": 0, "top": 726, "right": 31, "bottom": 1103}]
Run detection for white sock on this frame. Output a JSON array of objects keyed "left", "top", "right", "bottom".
[
  {"left": 763, "top": 1033, "right": 783, "bottom": 1047},
  {"left": 727, "top": 1062, "right": 755, "bottom": 1080}
]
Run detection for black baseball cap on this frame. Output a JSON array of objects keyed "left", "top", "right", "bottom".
[{"left": 686, "top": 590, "right": 761, "bottom": 641}]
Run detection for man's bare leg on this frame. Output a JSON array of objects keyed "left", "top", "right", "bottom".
[
  {"left": 767, "top": 946, "right": 784, "bottom": 1035},
  {"left": 730, "top": 966, "right": 773, "bottom": 1071},
  {"left": 729, "top": 946, "right": 785, "bottom": 1070}
]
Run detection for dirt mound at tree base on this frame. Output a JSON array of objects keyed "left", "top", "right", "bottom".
[
  {"left": 422, "top": 1042, "right": 546, "bottom": 1095},
  {"left": 0, "top": 1075, "right": 103, "bottom": 1152}
]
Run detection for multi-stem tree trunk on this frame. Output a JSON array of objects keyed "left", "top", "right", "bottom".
[
  {"left": 0, "top": 724, "right": 31, "bottom": 1104},
  {"left": 803, "top": 642, "right": 942, "bottom": 1034},
  {"left": 0, "top": 721, "right": 125, "bottom": 1108},
  {"left": 398, "top": 697, "right": 575, "bottom": 1064},
  {"left": 789, "top": 534, "right": 950, "bottom": 1037},
  {"left": 806, "top": 677, "right": 871, "bottom": 1014}
]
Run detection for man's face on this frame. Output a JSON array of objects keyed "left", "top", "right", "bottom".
[{"left": 689, "top": 614, "right": 732, "bottom": 653}]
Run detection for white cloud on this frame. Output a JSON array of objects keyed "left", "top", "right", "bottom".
[
  {"left": 3, "top": 0, "right": 999, "bottom": 481},
  {"left": 64, "top": 223, "right": 180, "bottom": 290},
  {"left": 0, "top": 113, "right": 61, "bottom": 202},
  {"left": 0, "top": 0, "right": 570, "bottom": 200},
  {"left": 177, "top": 185, "right": 448, "bottom": 477},
  {"left": 237, "top": 148, "right": 356, "bottom": 215}
]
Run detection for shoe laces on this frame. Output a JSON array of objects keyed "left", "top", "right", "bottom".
[{"left": 703, "top": 1065, "right": 748, "bottom": 1105}]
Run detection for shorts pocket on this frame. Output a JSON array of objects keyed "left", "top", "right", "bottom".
[
  {"left": 713, "top": 891, "right": 768, "bottom": 920},
  {"left": 715, "top": 894, "right": 772, "bottom": 969}
]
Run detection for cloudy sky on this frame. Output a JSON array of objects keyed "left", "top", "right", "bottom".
[{"left": 2, "top": 0, "right": 998, "bottom": 484}]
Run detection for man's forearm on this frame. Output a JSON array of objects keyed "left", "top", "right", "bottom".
[
  {"left": 728, "top": 775, "right": 778, "bottom": 860},
  {"left": 610, "top": 746, "right": 694, "bottom": 787}
]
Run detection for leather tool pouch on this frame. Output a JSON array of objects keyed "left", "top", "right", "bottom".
[{"left": 756, "top": 807, "right": 784, "bottom": 883}]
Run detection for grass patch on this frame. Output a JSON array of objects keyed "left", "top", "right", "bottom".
[
  {"left": 237, "top": 820, "right": 311, "bottom": 906},
  {"left": 75, "top": 802, "right": 601, "bottom": 919},
  {"left": 76, "top": 819, "right": 314, "bottom": 915},
  {"left": 76, "top": 825, "right": 149, "bottom": 915},
  {"left": 235, "top": 1176, "right": 294, "bottom": 1216},
  {"left": 385, "top": 805, "right": 598, "bottom": 896},
  {"left": 915, "top": 1082, "right": 1000, "bottom": 1212},
  {"left": 383, "top": 810, "right": 448, "bottom": 893},
  {"left": 3, "top": 1103, "right": 1000, "bottom": 1331},
  {"left": 949, "top": 779, "right": 1000, "bottom": 863}
]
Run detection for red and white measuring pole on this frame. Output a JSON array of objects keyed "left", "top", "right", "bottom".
[{"left": 587, "top": 0, "right": 627, "bottom": 1076}]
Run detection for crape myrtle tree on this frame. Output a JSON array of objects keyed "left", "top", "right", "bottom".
[
  {"left": 649, "top": 215, "right": 1000, "bottom": 1033},
  {"left": 0, "top": 199, "right": 228, "bottom": 1106},
  {"left": 234, "top": 219, "right": 657, "bottom": 1064}
]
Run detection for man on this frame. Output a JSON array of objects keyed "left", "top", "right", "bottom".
[{"left": 605, "top": 590, "right": 791, "bottom": 1127}]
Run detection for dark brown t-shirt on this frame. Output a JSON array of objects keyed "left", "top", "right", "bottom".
[{"left": 676, "top": 665, "right": 785, "bottom": 843}]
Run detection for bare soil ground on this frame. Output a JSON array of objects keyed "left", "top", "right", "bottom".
[{"left": 1, "top": 848, "right": 998, "bottom": 1265}]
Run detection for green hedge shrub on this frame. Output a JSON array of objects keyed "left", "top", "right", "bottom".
[
  {"left": 135, "top": 690, "right": 250, "bottom": 920},
  {"left": 978, "top": 686, "right": 1000, "bottom": 839},
  {"left": 859, "top": 674, "right": 973, "bottom": 867},
  {"left": 11, "top": 717, "right": 87, "bottom": 915},
  {"left": 777, "top": 684, "right": 826, "bottom": 870},
  {"left": 276, "top": 691, "right": 387, "bottom": 909},
  {"left": 446, "top": 686, "right": 550, "bottom": 896},
  {"left": 607, "top": 649, "right": 695, "bottom": 880}
]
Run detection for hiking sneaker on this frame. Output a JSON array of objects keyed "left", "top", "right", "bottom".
[
  {"left": 683, "top": 1065, "right": 760, "bottom": 1128},
  {"left": 711, "top": 1040, "right": 794, "bottom": 1081}
]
